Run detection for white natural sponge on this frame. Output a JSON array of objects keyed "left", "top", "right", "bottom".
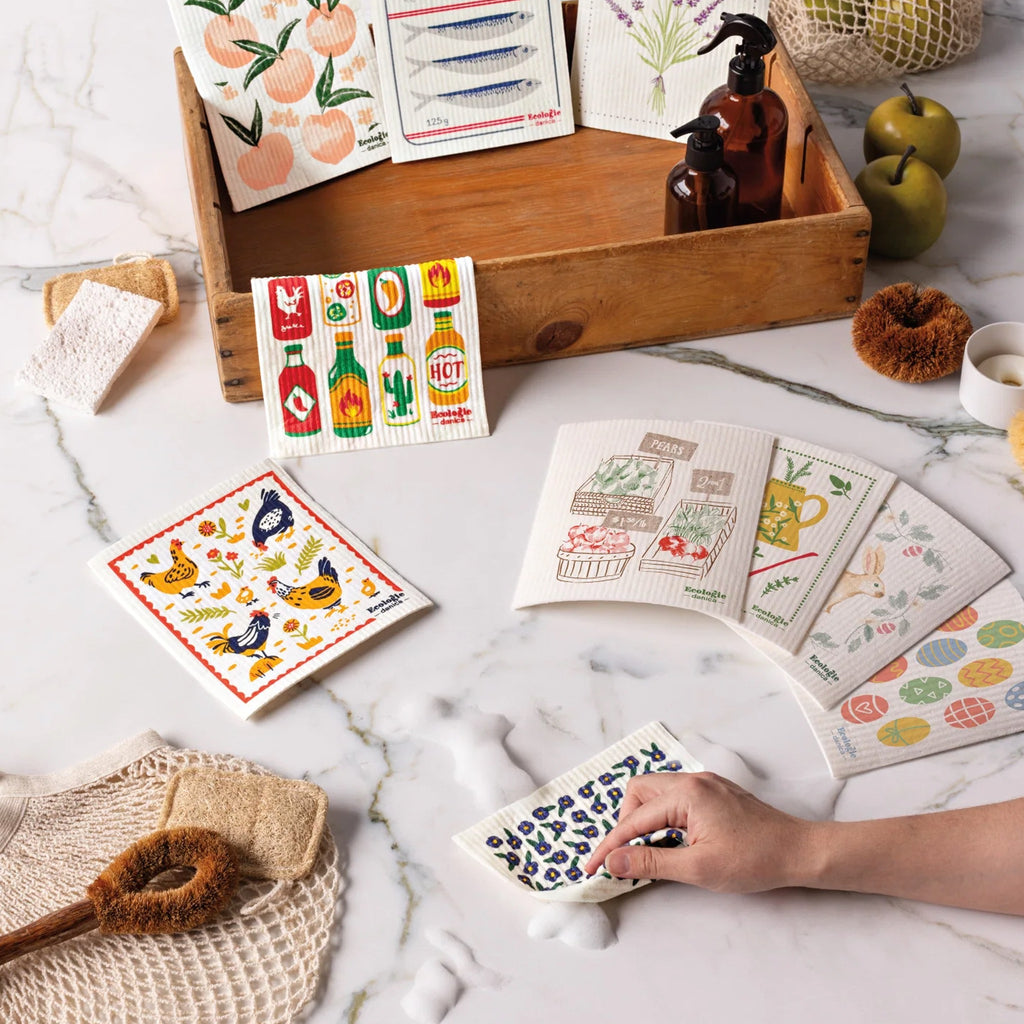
[{"left": 18, "top": 279, "right": 163, "bottom": 413}]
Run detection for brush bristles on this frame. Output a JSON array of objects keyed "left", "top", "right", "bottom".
[
  {"left": 87, "top": 827, "right": 240, "bottom": 935},
  {"left": 852, "top": 283, "right": 972, "bottom": 382}
]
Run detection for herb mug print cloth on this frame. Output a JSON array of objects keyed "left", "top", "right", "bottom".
[
  {"left": 89, "top": 460, "right": 430, "bottom": 717},
  {"left": 453, "top": 722, "right": 702, "bottom": 903}
]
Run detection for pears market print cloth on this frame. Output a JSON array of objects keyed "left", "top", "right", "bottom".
[
  {"left": 253, "top": 256, "right": 489, "bottom": 457},
  {"left": 168, "top": 0, "right": 389, "bottom": 211},
  {"left": 454, "top": 722, "right": 702, "bottom": 902},
  {"left": 795, "top": 580, "right": 1024, "bottom": 777},
  {"left": 513, "top": 420, "right": 775, "bottom": 622},
  {"left": 372, "top": 0, "right": 575, "bottom": 163},
  {"left": 89, "top": 460, "right": 430, "bottom": 717}
]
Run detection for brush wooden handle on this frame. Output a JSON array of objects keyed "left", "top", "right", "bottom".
[{"left": 0, "top": 900, "right": 97, "bottom": 966}]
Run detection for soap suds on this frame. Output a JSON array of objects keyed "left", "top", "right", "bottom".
[
  {"left": 400, "top": 930, "right": 501, "bottom": 1024},
  {"left": 401, "top": 696, "right": 536, "bottom": 809},
  {"left": 527, "top": 902, "right": 617, "bottom": 950}
]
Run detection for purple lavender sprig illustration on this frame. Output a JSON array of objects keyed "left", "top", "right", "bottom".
[{"left": 605, "top": 0, "right": 726, "bottom": 116}]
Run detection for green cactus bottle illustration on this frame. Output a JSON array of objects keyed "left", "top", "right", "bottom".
[{"left": 379, "top": 332, "right": 420, "bottom": 426}]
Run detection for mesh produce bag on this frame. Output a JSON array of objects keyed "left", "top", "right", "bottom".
[{"left": 771, "top": 0, "right": 983, "bottom": 84}]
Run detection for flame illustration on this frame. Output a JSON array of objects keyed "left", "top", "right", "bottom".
[
  {"left": 339, "top": 390, "right": 365, "bottom": 418},
  {"left": 427, "top": 262, "right": 451, "bottom": 288}
]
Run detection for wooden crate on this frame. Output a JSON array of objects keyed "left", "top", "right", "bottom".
[{"left": 174, "top": 21, "right": 869, "bottom": 403}]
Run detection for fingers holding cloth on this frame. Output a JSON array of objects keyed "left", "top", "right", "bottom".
[{"left": 585, "top": 772, "right": 820, "bottom": 894}]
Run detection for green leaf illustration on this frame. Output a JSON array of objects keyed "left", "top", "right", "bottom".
[
  {"left": 760, "top": 575, "right": 798, "bottom": 597},
  {"left": 179, "top": 606, "right": 233, "bottom": 623},
  {"left": 277, "top": 17, "right": 300, "bottom": 51},
  {"left": 185, "top": 0, "right": 230, "bottom": 14},
  {"left": 239, "top": 499, "right": 250, "bottom": 511},
  {"left": 898, "top": 618, "right": 911, "bottom": 636},
  {"left": 848, "top": 637, "right": 862, "bottom": 653},
  {"left": 829, "top": 475, "right": 852, "bottom": 499},
  {"left": 315, "top": 55, "right": 372, "bottom": 110},
  {"left": 918, "top": 584, "right": 949, "bottom": 601},
  {"left": 890, "top": 589, "right": 909, "bottom": 610},
  {"left": 909, "top": 525, "right": 934, "bottom": 542},
  {"left": 898, "top": 510, "right": 910, "bottom": 526},
  {"left": 810, "top": 632, "right": 840, "bottom": 650},
  {"left": 243, "top": 55, "right": 277, "bottom": 91},
  {"left": 256, "top": 551, "right": 288, "bottom": 572},
  {"left": 294, "top": 535, "right": 323, "bottom": 575},
  {"left": 875, "top": 532, "right": 898, "bottom": 542},
  {"left": 233, "top": 39, "right": 277, "bottom": 58},
  {"left": 220, "top": 100, "right": 262, "bottom": 148}
]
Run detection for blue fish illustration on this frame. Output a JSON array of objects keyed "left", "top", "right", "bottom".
[
  {"left": 412, "top": 78, "right": 541, "bottom": 111},
  {"left": 404, "top": 11, "right": 534, "bottom": 44},
  {"left": 408, "top": 44, "right": 538, "bottom": 77}
]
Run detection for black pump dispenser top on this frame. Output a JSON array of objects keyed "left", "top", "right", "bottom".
[
  {"left": 670, "top": 115, "right": 724, "bottom": 172},
  {"left": 696, "top": 12, "right": 777, "bottom": 95}
]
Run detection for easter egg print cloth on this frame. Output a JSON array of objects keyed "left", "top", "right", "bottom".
[
  {"left": 167, "top": 0, "right": 389, "bottom": 211},
  {"left": 794, "top": 580, "right": 1024, "bottom": 777},
  {"left": 89, "top": 460, "right": 430, "bottom": 718},
  {"left": 452, "top": 722, "right": 702, "bottom": 903}
]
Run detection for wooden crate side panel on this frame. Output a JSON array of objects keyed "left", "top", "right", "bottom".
[{"left": 211, "top": 210, "right": 867, "bottom": 401}]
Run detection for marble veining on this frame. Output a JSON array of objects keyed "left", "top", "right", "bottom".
[{"left": 5, "top": 3, "right": 1024, "bottom": 1023}]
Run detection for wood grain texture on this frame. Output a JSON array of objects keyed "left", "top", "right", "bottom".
[
  {"left": 173, "top": 11, "right": 869, "bottom": 404},
  {"left": 0, "top": 900, "right": 97, "bottom": 966}
]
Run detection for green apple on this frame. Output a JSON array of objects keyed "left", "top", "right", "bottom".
[
  {"left": 855, "top": 146, "right": 947, "bottom": 259},
  {"left": 864, "top": 83, "right": 960, "bottom": 179},
  {"left": 867, "top": 0, "right": 952, "bottom": 65},
  {"left": 803, "top": 0, "right": 866, "bottom": 31}
]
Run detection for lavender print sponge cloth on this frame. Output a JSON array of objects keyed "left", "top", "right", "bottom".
[{"left": 453, "top": 723, "right": 702, "bottom": 903}]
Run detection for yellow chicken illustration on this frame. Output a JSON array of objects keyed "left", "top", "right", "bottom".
[
  {"left": 267, "top": 557, "right": 342, "bottom": 610},
  {"left": 140, "top": 539, "right": 210, "bottom": 598}
]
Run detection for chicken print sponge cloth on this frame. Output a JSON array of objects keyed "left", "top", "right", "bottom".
[
  {"left": 18, "top": 279, "right": 163, "bottom": 413},
  {"left": 89, "top": 460, "right": 431, "bottom": 718},
  {"left": 453, "top": 723, "right": 701, "bottom": 903}
]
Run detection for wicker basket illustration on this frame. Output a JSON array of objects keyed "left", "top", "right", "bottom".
[
  {"left": 570, "top": 455, "right": 674, "bottom": 517},
  {"left": 556, "top": 545, "right": 636, "bottom": 583},
  {"left": 639, "top": 500, "right": 737, "bottom": 580}
]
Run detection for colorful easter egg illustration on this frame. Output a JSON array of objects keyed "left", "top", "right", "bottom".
[
  {"left": 976, "top": 620, "right": 1024, "bottom": 650},
  {"left": 938, "top": 607, "right": 979, "bottom": 632},
  {"left": 877, "top": 717, "right": 931, "bottom": 748},
  {"left": 877, "top": 621, "right": 896, "bottom": 635},
  {"left": 958, "top": 658, "right": 1014, "bottom": 689},
  {"left": 916, "top": 637, "right": 968, "bottom": 668},
  {"left": 1004, "top": 681, "right": 1024, "bottom": 711},
  {"left": 898, "top": 676, "right": 953, "bottom": 705},
  {"left": 841, "top": 694, "right": 889, "bottom": 724},
  {"left": 944, "top": 697, "right": 996, "bottom": 729},
  {"left": 871, "top": 657, "right": 907, "bottom": 683},
  {"left": 902, "top": 545, "right": 923, "bottom": 557}
]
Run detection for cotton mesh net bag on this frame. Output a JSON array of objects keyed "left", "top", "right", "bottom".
[
  {"left": 771, "top": 0, "right": 983, "bottom": 84},
  {"left": 0, "top": 733, "right": 340, "bottom": 1024}
]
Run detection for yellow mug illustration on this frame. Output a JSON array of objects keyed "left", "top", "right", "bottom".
[{"left": 757, "top": 478, "right": 828, "bottom": 551}]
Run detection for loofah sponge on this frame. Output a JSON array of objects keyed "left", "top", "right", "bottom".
[
  {"left": 43, "top": 255, "right": 178, "bottom": 327},
  {"left": 18, "top": 279, "right": 163, "bottom": 413},
  {"left": 1009, "top": 411, "right": 1024, "bottom": 470},
  {"left": 852, "top": 283, "right": 973, "bottom": 382}
]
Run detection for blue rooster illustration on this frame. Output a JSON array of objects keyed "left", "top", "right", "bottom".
[
  {"left": 251, "top": 488, "right": 294, "bottom": 550},
  {"left": 205, "top": 609, "right": 272, "bottom": 658}
]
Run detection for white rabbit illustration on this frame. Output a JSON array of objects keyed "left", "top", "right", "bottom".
[{"left": 825, "top": 545, "right": 886, "bottom": 613}]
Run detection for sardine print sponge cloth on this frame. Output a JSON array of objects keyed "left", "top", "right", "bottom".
[
  {"left": 18, "top": 279, "right": 163, "bottom": 413},
  {"left": 158, "top": 767, "right": 328, "bottom": 881}
]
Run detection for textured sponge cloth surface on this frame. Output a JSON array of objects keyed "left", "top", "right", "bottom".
[
  {"left": 18, "top": 279, "right": 164, "bottom": 413},
  {"left": 159, "top": 767, "right": 328, "bottom": 881}
]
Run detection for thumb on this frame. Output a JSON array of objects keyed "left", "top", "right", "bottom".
[{"left": 605, "top": 844, "right": 691, "bottom": 883}]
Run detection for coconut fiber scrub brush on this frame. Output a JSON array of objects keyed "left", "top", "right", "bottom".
[{"left": 0, "top": 827, "right": 239, "bottom": 966}]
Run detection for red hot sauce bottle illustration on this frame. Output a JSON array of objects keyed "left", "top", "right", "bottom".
[
  {"left": 278, "top": 343, "right": 322, "bottom": 436},
  {"left": 268, "top": 276, "right": 313, "bottom": 339}
]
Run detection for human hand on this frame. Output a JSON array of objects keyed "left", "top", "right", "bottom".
[{"left": 583, "top": 771, "right": 821, "bottom": 893}]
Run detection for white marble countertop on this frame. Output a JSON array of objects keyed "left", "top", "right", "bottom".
[{"left": 4, "top": 2, "right": 1024, "bottom": 1021}]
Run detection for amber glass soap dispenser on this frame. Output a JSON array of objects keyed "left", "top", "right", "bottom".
[
  {"left": 697, "top": 12, "right": 788, "bottom": 224},
  {"left": 665, "top": 115, "right": 738, "bottom": 235}
]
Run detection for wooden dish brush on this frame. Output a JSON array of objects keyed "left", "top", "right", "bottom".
[{"left": 0, "top": 827, "right": 239, "bottom": 966}]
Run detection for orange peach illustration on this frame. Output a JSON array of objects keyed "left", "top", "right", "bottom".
[
  {"left": 262, "top": 48, "right": 315, "bottom": 102},
  {"left": 301, "top": 109, "right": 355, "bottom": 163},
  {"left": 205, "top": 14, "right": 258, "bottom": 67},
  {"left": 238, "top": 133, "right": 294, "bottom": 189},
  {"left": 306, "top": 3, "right": 357, "bottom": 57}
]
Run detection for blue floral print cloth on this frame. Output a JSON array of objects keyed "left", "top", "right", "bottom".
[{"left": 453, "top": 722, "right": 702, "bottom": 902}]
